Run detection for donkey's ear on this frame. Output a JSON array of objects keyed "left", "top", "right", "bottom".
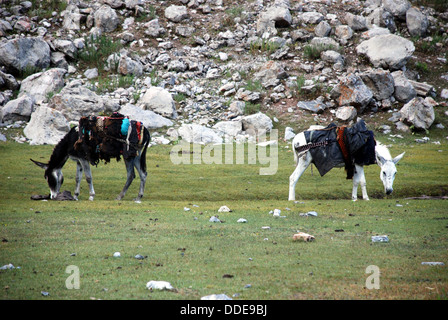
[
  {"left": 30, "top": 158, "right": 48, "bottom": 170},
  {"left": 392, "top": 152, "right": 405, "bottom": 165},
  {"left": 375, "top": 153, "right": 387, "bottom": 166}
]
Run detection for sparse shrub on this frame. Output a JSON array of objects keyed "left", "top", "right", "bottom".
[
  {"left": 244, "top": 102, "right": 261, "bottom": 115},
  {"left": 250, "top": 39, "right": 280, "bottom": 55},
  {"left": 77, "top": 35, "right": 122, "bottom": 73},
  {"left": 303, "top": 43, "right": 336, "bottom": 60},
  {"left": 245, "top": 79, "right": 263, "bottom": 92}
]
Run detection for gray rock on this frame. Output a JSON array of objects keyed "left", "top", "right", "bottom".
[
  {"left": 391, "top": 71, "right": 416, "bottom": 103},
  {"left": 297, "top": 99, "right": 328, "bottom": 114},
  {"left": 118, "top": 56, "right": 143, "bottom": 76},
  {"left": 331, "top": 74, "right": 373, "bottom": 109},
  {"left": 23, "top": 106, "right": 70, "bottom": 145},
  {"left": 1, "top": 95, "right": 34, "bottom": 122},
  {"left": 94, "top": 4, "right": 119, "bottom": 32},
  {"left": 53, "top": 39, "right": 77, "bottom": 59},
  {"left": 257, "top": 6, "right": 292, "bottom": 37},
  {"left": 61, "top": 4, "right": 82, "bottom": 31},
  {"left": 360, "top": 68, "right": 395, "bottom": 101},
  {"left": 406, "top": 7, "right": 428, "bottom": 37},
  {"left": 165, "top": 5, "right": 188, "bottom": 22},
  {"left": 0, "top": 37, "right": 51, "bottom": 74},
  {"left": 284, "top": 127, "right": 295, "bottom": 140},
  {"left": 119, "top": 103, "right": 173, "bottom": 129},
  {"left": 335, "top": 106, "right": 357, "bottom": 122},
  {"left": 335, "top": 25, "right": 353, "bottom": 41},
  {"left": 400, "top": 97, "right": 436, "bottom": 130},
  {"left": 19, "top": 68, "right": 66, "bottom": 104},
  {"left": 241, "top": 112, "right": 273, "bottom": 136},
  {"left": 84, "top": 68, "right": 98, "bottom": 79},
  {"left": 178, "top": 123, "right": 222, "bottom": 144},
  {"left": 344, "top": 12, "right": 368, "bottom": 31},
  {"left": 366, "top": 7, "right": 396, "bottom": 32},
  {"left": 299, "top": 12, "right": 324, "bottom": 24},
  {"left": 138, "top": 87, "right": 177, "bottom": 119},
  {"left": 382, "top": 0, "right": 411, "bottom": 19},
  {"left": 213, "top": 120, "right": 243, "bottom": 139},
  {"left": 0, "top": 70, "right": 19, "bottom": 91},
  {"left": 356, "top": 34, "right": 415, "bottom": 70},
  {"left": 144, "top": 19, "right": 165, "bottom": 37},
  {"left": 314, "top": 20, "right": 332, "bottom": 37},
  {"left": 48, "top": 82, "right": 120, "bottom": 121}
]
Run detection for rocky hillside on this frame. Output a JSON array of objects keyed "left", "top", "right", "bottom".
[{"left": 0, "top": 0, "right": 447, "bottom": 145}]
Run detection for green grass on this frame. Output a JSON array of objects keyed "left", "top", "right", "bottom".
[{"left": 0, "top": 136, "right": 448, "bottom": 300}]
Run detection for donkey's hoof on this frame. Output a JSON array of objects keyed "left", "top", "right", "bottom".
[{"left": 89, "top": 196, "right": 94, "bottom": 201}]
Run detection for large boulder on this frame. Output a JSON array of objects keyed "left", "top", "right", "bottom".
[
  {"left": 330, "top": 74, "right": 373, "bottom": 110},
  {"left": 366, "top": 7, "right": 396, "bottom": 32},
  {"left": 406, "top": 7, "right": 428, "bottom": 37},
  {"left": 356, "top": 34, "right": 415, "bottom": 70},
  {"left": 241, "top": 112, "right": 273, "bottom": 136},
  {"left": 94, "top": 4, "right": 119, "bottom": 33},
  {"left": 164, "top": 5, "right": 188, "bottom": 22},
  {"left": 178, "top": 123, "right": 222, "bottom": 144},
  {"left": 1, "top": 95, "right": 34, "bottom": 122},
  {"left": 360, "top": 68, "right": 395, "bottom": 101},
  {"left": 138, "top": 87, "right": 177, "bottom": 119},
  {"left": 23, "top": 106, "right": 70, "bottom": 145},
  {"left": 391, "top": 71, "right": 416, "bottom": 103},
  {"left": 48, "top": 81, "right": 120, "bottom": 121},
  {"left": 256, "top": 6, "right": 292, "bottom": 37},
  {"left": 0, "top": 37, "right": 51, "bottom": 74},
  {"left": 61, "top": 4, "right": 82, "bottom": 31},
  {"left": 382, "top": 0, "right": 411, "bottom": 20},
  {"left": 212, "top": 120, "right": 243, "bottom": 140},
  {"left": 118, "top": 56, "right": 143, "bottom": 76},
  {"left": 119, "top": 103, "right": 173, "bottom": 129},
  {"left": 18, "top": 68, "right": 66, "bottom": 105},
  {"left": 399, "top": 97, "right": 436, "bottom": 130}
]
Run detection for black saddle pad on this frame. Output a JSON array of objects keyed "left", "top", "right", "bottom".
[{"left": 303, "top": 120, "right": 376, "bottom": 177}]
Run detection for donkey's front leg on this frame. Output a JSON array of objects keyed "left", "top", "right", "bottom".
[
  {"left": 74, "top": 161, "right": 83, "bottom": 200},
  {"left": 352, "top": 165, "right": 369, "bottom": 201},
  {"left": 289, "top": 152, "right": 311, "bottom": 201}
]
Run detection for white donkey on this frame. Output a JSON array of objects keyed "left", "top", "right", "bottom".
[{"left": 289, "top": 125, "right": 405, "bottom": 201}]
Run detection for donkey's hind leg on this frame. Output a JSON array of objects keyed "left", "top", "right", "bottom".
[
  {"left": 74, "top": 161, "right": 83, "bottom": 200},
  {"left": 133, "top": 156, "right": 147, "bottom": 203},
  {"left": 116, "top": 158, "right": 136, "bottom": 200},
  {"left": 288, "top": 151, "right": 312, "bottom": 201}
]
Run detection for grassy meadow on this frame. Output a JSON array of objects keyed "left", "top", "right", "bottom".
[{"left": 0, "top": 130, "right": 447, "bottom": 300}]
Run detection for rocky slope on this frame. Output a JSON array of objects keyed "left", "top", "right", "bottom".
[{"left": 0, "top": 0, "right": 447, "bottom": 145}]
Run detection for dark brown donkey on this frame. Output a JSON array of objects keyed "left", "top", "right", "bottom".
[{"left": 31, "top": 113, "right": 151, "bottom": 202}]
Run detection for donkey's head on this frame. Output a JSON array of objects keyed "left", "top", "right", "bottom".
[
  {"left": 30, "top": 159, "right": 63, "bottom": 199},
  {"left": 375, "top": 144, "right": 405, "bottom": 195}
]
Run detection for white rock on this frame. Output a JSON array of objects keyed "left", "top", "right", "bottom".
[
  {"left": 146, "top": 280, "right": 174, "bottom": 291},
  {"left": 138, "top": 87, "right": 177, "bottom": 119},
  {"left": 218, "top": 205, "right": 231, "bottom": 212}
]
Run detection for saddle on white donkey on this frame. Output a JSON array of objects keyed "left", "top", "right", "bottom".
[{"left": 289, "top": 120, "right": 404, "bottom": 201}]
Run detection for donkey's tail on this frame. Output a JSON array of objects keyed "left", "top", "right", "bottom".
[
  {"left": 292, "top": 139, "right": 299, "bottom": 165},
  {"left": 140, "top": 128, "right": 151, "bottom": 173}
]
